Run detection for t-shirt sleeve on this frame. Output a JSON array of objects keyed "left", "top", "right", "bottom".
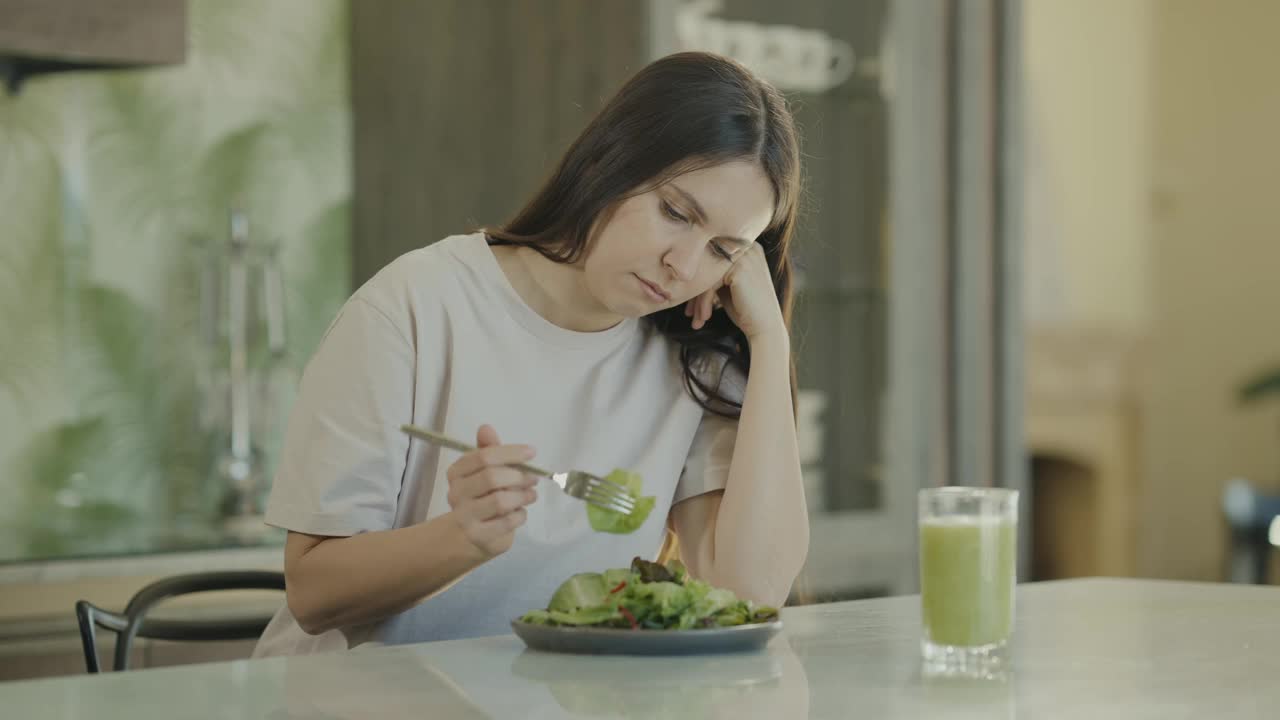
[
  {"left": 673, "top": 411, "right": 738, "bottom": 504},
  {"left": 673, "top": 359, "right": 746, "bottom": 504},
  {"left": 263, "top": 295, "right": 415, "bottom": 536}
]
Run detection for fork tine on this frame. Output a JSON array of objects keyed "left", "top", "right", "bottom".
[
  {"left": 585, "top": 495, "right": 637, "bottom": 515},
  {"left": 578, "top": 482, "right": 636, "bottom": 513},
  {"left": 559, "top": 471, "right": 639, "bottom": 514},
  {"left": 584, "top": 488, "right": 636, "bottom": 513},
  {"left": 583, "top": 478, "right": 636, "bottom": 508}
]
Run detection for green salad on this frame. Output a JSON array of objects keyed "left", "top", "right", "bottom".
[
  {"left": 519, "top": 557, "right": 780, "bottom": 630},
  {"left": 587, "top": 469, "right": 656, "bottom": 534}
]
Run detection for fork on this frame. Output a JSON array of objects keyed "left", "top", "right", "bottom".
[{"left": 400, "top": 425, "right": 637, "bottom": 516}]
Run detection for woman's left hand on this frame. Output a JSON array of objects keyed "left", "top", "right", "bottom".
[{"left": 685, "top": 244, "right": 787, "bottom": 345}]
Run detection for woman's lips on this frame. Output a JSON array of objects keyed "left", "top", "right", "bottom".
[{"left": 635, "top": 274, "right": 671, "bottom": 303}]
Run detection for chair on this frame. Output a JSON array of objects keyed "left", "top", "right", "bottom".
[{"left": 75, "top": 570, "right": 285, "bottom": 673}]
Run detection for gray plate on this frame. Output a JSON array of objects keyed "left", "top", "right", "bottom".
[{"left": 509, "top": 619, "right": 783, "bottom": 656}]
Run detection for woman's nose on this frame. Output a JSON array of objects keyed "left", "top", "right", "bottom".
[{"left": 662, "top": 239, "right": 703, "bottom": 282}]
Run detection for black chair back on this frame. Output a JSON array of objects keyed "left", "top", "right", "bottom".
[{"left": 76, "top": 570, "right": 285, "bottom": 672}]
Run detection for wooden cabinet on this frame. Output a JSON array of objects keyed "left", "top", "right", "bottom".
[
  {"left": 350, "top": 0, "right": 648, "bottom": 285},
  {"left": 0, "top": 0, "right": 186, "bottom": 92}
]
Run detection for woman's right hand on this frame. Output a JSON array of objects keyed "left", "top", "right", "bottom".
[{"left": 445, "top": 424, "right": 539, "bottom": 558}]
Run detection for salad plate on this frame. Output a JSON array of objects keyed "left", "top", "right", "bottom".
[
  {"left": 511, "top": 617, "right": 782, "bottom": 655},
  {"left": 513, "top": 557, "right": 783, "bottom": 655}
]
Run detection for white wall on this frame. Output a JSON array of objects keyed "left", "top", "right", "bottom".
[
  {"left": 1024, "top": 0, "right": 1280, "bottom": 581},
  {"left": 1140, "top": 0, "right": 1280, "bottom": 580},
  {"left": 1022, "top": 0, "right": 1152, "bottom": 332}
]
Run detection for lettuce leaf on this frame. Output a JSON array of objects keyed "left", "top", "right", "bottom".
[
  {"left": 692, "top": 587, "right": 737, "bottom": 618},
  {"left": 601, "top": 567, "right": 632, "bottom": 590},
  {"left": 519, "top": 556, "right": 780, "bottom": 630},
  {"left": 586, "top": 469, "right": 656, "bottom": 534},
  {"left": 548, "top": 572, "right": 608, "bottom": 612},
  {"left": 675, "top": 581, "right": 734, "bottom": 628},
  {"left": 625, "top": 581, "right": 689, "bottom": 618},
  {"left": 520, "top": 609, "right": 553, "bottom": 625},
  {"left": 547, "top": 606, "right": 622, "bottom": 625}
]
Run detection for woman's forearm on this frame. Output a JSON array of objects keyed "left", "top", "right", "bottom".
[
  {"left": 710, "top": 334, "right": 810, "bottom": 605},
  {"left": 284, "top": 512, "right": 487, "bottom": 634}
]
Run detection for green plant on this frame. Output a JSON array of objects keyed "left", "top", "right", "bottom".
[
  {"left": 1239, "top": 367, "right": 1280, "bottom": 404},
  {"left": 0, "top": 0, "right": 352, "bottom": 562}
]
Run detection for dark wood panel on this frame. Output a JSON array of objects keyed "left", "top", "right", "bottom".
[
  {"left": 713, "top": 0, "right": 890, "bottom": 511},
  {"left": 351, "top": 0, "right": 647, "bottom": 286}
]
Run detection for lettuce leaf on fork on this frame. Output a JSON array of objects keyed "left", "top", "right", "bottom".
[{"left": 586, "top": 469, "right": 655, "bottom": 534}]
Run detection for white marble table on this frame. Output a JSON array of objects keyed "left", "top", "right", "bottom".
[{"left": 2, "top": 579, "right": 1277, "bottom": 719}]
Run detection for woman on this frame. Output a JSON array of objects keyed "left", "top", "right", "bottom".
[{"left": 253, "top": 51, "right": 809, "bottom": 656}]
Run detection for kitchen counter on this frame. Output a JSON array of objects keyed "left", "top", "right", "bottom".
[
  {"left": 0, "top": 521, "right": 285, "bottom": 570},
  {"left": 2, "top": 578, "right": 1276, "bottom": 718},
  {"left": 0, "top": 546, "right": 283, "bottom": 625}
]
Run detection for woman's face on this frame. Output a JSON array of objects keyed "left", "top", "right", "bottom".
[{"left": 582, "top": 161, "right": 775, "bottom": 318}]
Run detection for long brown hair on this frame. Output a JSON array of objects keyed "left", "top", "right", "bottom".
[{"left": 486, "top": 52, "right": 801, "bottom": 418}]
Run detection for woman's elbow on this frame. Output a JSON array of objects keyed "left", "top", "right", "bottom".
[
  {"left": 285, "top": 578, "right": 335, "bottom": 635},
  {"left": 705, "top": 564, "right": 800, "bottom": 609},
  {"left": 731, "top": 578, "right": 793, "bottom": 609},
  {"left": 283, "top": 532, "right": 340, "bottom": 635},
  {"left": 286, "top": 590, "right": 318, "bottom": 635},
  {"left": 749, "top": 548, "right": 809, "bottom": 607}
]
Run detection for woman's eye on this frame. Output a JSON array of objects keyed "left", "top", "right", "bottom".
[
  {"left": 661, "top": 200, "right": 689, "bottom": 224},
  {"left": 709, "top": 242, "right": 732, "bottom": 261}
]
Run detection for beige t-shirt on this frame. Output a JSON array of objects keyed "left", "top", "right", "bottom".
[{"left": 252, "top": 232, "right": 737, "bottom": 656}]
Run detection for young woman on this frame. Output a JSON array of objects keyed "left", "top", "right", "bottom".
[{"left": 253, "top": 51, "right": 809, "bottom": 656}]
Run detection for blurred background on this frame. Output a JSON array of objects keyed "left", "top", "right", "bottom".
[{"left": 1, "top": 0, "right": 1278, "bottom": 682}]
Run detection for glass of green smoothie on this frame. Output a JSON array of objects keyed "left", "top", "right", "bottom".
[{"left": 918, "top": 486, "right": 1019, "bottom": 670}]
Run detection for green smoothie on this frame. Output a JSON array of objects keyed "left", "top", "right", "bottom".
[{"left": 920, "top": 518, "right": 1017, "bottom": 647}]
